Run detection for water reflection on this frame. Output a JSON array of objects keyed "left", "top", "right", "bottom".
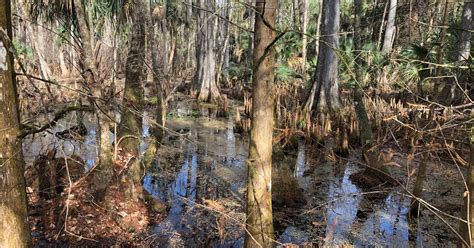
[
  {"left": 23, "top": 109, "right": 418, "bottom": 247},
  {"left": 22, "top": 113, "right": 98, "bottom": 169},
  {"left": 143, "top": 115, "right": 247, "bottom": 247},
  {"left": 323, "top": 163, "right": 411, "bottom": 247},
  {"left": 325, "top": 165, "right": 361, "bottom": 245}
]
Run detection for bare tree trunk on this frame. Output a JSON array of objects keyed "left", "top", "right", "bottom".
[
  {"left": 244, "top": 0, "right": 277, "bottom": 246},
  {"left": 92, "top": 94, "right": 114, "bottom": 201},
  {"left": 0, "top": 0, "right": 32, "bottom": 245},
  {"left": 353, "top": 0, "right": 374, "bottom": 148},
  {"left": 195, "top": 0, "right": 221, "bottom": 103},
  {"left": 381, "top": 0, "right": 397, "bottom": 55},
  {"left": 118, "top": 0, "right": 146, "bottom": 161},
  {"left": 247, "top": 0, "right": 255, "bottom": 69},
  {"left": 73, "top": 0, "right": 97, "bottom": 75},
  {"left": 437, "top": 0, "right": 473, "bottom": 105},
  {"left": 301, "top": 0, "right": 309, "bottom": 71},
  {"left": 148, "top": 2, "right": 166, "bottom": 142},
  {"left": 456, "top": 0, "right": 473, "bottom": 62},
  {"left": 433, "top": 0, "right": 450, "bottom": 95},
  {"left": 314, "top": 0, "right": 322, "bottom": 59},
  {"left": 377, "top": 1, "right": 389, "bottom": 50},
  {"left": 304, "top": 0, "right": 342, "bottom": 113},
  {"left": 33, "top": 26, "right": 52, "bottom": 80},
  {"left": 193, "top": 3, "right": 204, "bottom": 93},
  {"left": 168, "top": 25, "right": 176, "bottom": 74},
  {"left": 217, "top": 0, "right": 230, "bottom": 84}
]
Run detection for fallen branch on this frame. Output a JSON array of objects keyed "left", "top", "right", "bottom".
[{"left": 19, "top": 105, "right": 94, "bottom": 139}]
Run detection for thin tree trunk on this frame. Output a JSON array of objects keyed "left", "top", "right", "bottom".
[
  {"left": 433, "top": 0, "right": 450, "bottom": 95},
  {"left": 148, "top": 2, "right": 166, "bottom": 142},
  {"left": 193, "top": 2, "right": 204, "bottom": 93},
  {"left": 377, "top": 1, "right": 389, "bottom": 50},
  {"left": 0, "top": 0, "right": 32, "bottom": 245},
  {"left": 314, "top": 0, "right": 322, "bottom": 59},
  {"left": 461, "top": 119, "right": 474, "bottom": 247},
  {"left": 381, "top": 0, "right": 397, "bottom": 55},
  {"left": 301, "top": 0, "right": 309, "bottom": 71},
  {"left": 353, "top": 0, "right": 374, "bottom": 148},
  {"left": 247, "top": 0, "right": 255, "bottom": 69},
  {"left": 33, "top": 26, "right": 52, "bottom": 80},
  {"left": 217, "top": 0, "right": 230, "bottom": 84},
  {"left": 168, "top": 26, "right": 176, "bottom": 74},
  {"left": 244, "top": 0, "right": 277, "bottom": 246}
]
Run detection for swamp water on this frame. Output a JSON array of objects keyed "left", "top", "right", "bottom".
[{"left": 24, "top": 103, "right": 460, "bottom": 247}]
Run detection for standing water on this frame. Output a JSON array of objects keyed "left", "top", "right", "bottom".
[{"left": 23, "top": 104, "right": 459, "bottom": 247}]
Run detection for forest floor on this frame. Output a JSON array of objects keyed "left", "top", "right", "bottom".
[{"left": 25, "top": 93, "right": 465, "bottom": 247}]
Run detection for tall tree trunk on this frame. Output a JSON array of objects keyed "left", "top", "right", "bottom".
[
  {"left": 193, "top": 2, "right": 204, "bottom": 93},
  {"left": 33, "top": 26, "right": 52, "bottom": 80},
  {"left": 0, "top": 0, "right": 32, "bottom": 246},
  {"left": 168, "top": 25, "right": 176, "bottom": 74},
  {"left": 217, "top": 0, "right": 230, "bottom": 84},
  {"left": 148, "top": 2, "right": 166, "bottom": 142},
  {"left": 73, "top": 0, "right": 97, "bottom": 76},
  {"left": 304, "top": 0, "right": 342, "bottom": 113},
  {"left": 433, "top": 0, "right": 451, "bottom": 95},
  {"left": 244, "top": 0, "right": 277, "bottom": 246},
  {"left": 455, "top": 0, "right": 473, "bottom": 62},
  {"left": 381, "top": 0, "right": 397, "bottom": 55},
  {"left": 92, "top": 94, "right": 114, "bottom": 201},
  {"left": 195, "top": 0, "right": 221, "bottom": 103},
  {"left": 314, "top": 0, "right": 322, "bottom": 59},
  {"left": 301, "top": 0, "right": 309, "bottom": 71},
  {"left": 118, "top": 0, "right": 146, "bottom": 164},
  {"left": 437, "top": 0, "right": 473, "bottom": 104},
  {"left": 353, "top": 0, "right": 374, "bottom": 148},
  {"left": 247, "top": 0, "right": 255, "bottom": 70}
]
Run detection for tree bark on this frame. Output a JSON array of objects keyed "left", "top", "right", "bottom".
[
  {"left": 118, "top": 0, "right": 146, "bottom": 158},
  {"left": 0, "top": 0, "right": 32, "bottom": 246},
  {"left": 217, "top": 0, "right": 230, "bottom": 84},
  {"left": 247, "top": 0, "right": 255, "bottom": 69},
  {"left": 304, "top": 0, "right": 342, "bottom": 114},
  {"left": 195, "top": 0, "right": 221, "bottom": 103},
  {"left": 455, "top": 0, "right": 473, "bottom": 62},
  {"left": 148, "top": 2, "right": 166, "bottom": 142},
  {"left": 73, "top": 0, "right": 97, "bottom": 75},
  {"left": 433, "top": 0, "right": 451, "bottom": 96},
  {"left": 244, "top": 0, "right": 277, "bottom": 246},
  {"left": 381, "top": 0, "right": 397, "bottom": 55},
  {"left": 92, "top": 89, "right": 114, "bottom": 201},
  {"left": 32, "top": 26, "right": 52, "bottom": 80},
  {"left": 353, "top": 0, "right": 374, "bottom": 148},
  {"left": 301, "top": 0, "right": 309, "bottom": 71}
]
